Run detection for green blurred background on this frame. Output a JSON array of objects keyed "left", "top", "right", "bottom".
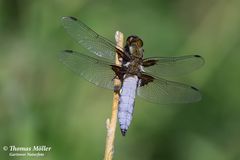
[{"left": 1, "top": 0, "right": 240, "bottom": 160}]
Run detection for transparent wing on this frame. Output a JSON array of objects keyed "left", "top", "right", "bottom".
[
  {"left": 137, "top": 77, "right": 201, "bottom": 104},
  {"left": 59, "top": 50, "right": 115, "bottom": 90},
  {"left": 61, "top": 16, "right": 118, "bottom": 62},
  {"left": 143, "top": 55, "right": 204, "bottom": 77}
]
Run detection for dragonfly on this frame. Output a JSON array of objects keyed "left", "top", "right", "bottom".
[{"left": 60, "top": 16, "right": 204, "bottom": 136}]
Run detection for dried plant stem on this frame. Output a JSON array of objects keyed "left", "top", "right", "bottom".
[{"left": 103, "top": 31, "right": 124, "bottom": 160}]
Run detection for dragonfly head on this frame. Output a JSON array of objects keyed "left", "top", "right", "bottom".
[
  {"left": 125, "top": 35, "right": 144, "bottom": 59},
  {"left": 126, "top": 35, "right": 143, "bottom": 47}
]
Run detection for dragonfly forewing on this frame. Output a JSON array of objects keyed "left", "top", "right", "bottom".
[
  {"left": 61, "top": 16, "right": 119, "bottom": 62},
  {"left": 143, "top": 55, "right": 204, "bottom": 77}
]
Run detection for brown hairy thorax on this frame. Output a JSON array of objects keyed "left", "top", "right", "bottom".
[{"left": 112, "top": 35, "right": 154, "bottom": 87}]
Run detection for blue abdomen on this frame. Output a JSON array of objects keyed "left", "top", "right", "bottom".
[{"left": 118, "top": 75, "right": 138, "bottom": 136}]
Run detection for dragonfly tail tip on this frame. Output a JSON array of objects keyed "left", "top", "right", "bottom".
[{"left": 121, "top": 129, "right": 127, "bottom": 136}]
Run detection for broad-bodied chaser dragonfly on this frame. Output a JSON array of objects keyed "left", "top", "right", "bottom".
[{"left": 60, "top": 16, "right": 204, "bottom": 136}]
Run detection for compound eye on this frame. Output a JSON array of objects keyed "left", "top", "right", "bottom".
[
  {"left": 137, "top": 39, "right": 143, "bottom": 47},
  {"left": 127, "top": 36, "right": 137, "bottom": 44}
]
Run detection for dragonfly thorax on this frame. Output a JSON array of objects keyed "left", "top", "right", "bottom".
[{"left": 125, "top": 58, "right": 142, "bottom": 76}]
